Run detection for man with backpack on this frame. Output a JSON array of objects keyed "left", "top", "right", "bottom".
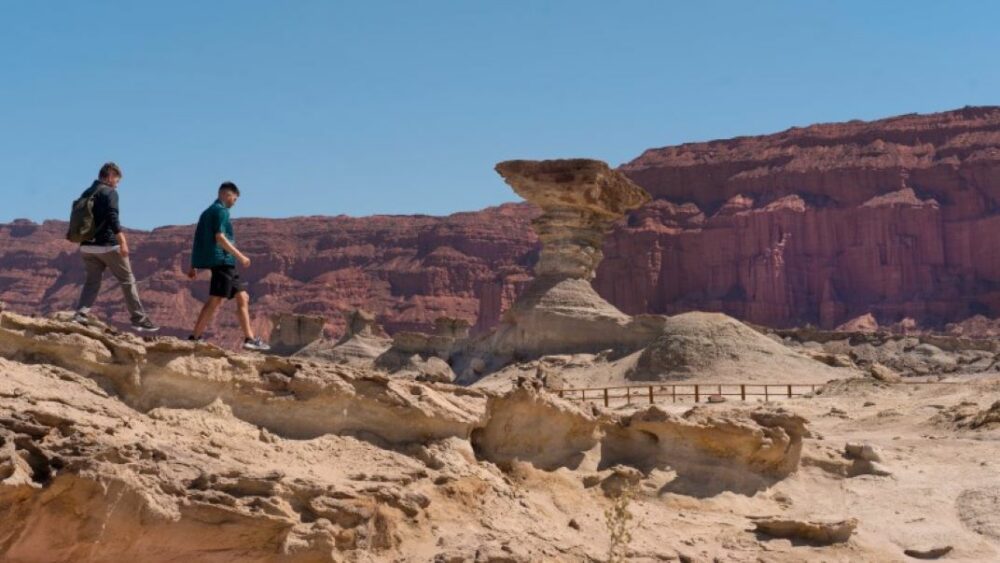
[
  {"left": 186, "top": 181, "right": 270, "bottom": 351},
  {"left": 69, "top": 162, "right": 159, "bottom": 332}
]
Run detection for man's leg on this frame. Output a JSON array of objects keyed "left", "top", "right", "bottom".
[
  {"left": 76, "top": 253, "right": 106, "bottom": 313},
  {"left": 102, "top": 252, "right": 150, "bottom": 323},
  {"left": 235, "top": 291, "right": 254, "bottom": 339},
  {"left": 192, "top": 297, "right": 224, "bottom": 338}
]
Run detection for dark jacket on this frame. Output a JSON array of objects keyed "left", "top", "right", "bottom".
[{"left": 79, "top": 181, "right": 122, "bottom": 247}]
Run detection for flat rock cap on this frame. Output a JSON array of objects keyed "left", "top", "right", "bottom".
[{"left": 495, "top": 159, "right": 651, "bottom": 218}]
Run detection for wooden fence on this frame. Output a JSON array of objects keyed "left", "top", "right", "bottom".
[{"left": 553, "top": 380, "right": 951, "bottom": 408}]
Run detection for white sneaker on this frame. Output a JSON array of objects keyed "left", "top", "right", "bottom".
[
  {"left": 131, "top": 318, "right": 160, "bottom": 333},
  {"left": 243, "top": 337, "right": 271, "bottom": 352}
]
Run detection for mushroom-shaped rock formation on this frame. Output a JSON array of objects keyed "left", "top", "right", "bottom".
[{"left": 480, "top": 159, "right": 663, "bottom": 360}]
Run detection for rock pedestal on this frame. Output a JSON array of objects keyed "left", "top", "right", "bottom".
[
  {"left": 294, "top": 309, "right": 391, "bottom": 365},
  {"left": 268, "top": 313, "right": 326, "bottom": 355},
  {"left": 342, "top": 309, "right": 384, "bottom": 340},
  {"left": 485, "top": 159, "right": 662, "bottom": 359}
]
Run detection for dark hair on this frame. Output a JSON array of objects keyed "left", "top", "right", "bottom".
[
  {"left": 98, "top": 162, "right": 122, "bottom": 180},
  {"left": 219, "top": 181, "right": 240, "bottom": 196}
]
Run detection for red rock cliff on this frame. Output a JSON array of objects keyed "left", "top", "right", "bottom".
[
  {"left": 597, "top": 105, "right": 1000, "bottom": 328},
  {"left": 0, "top": 205, "right": 539, "bottom": 344}
]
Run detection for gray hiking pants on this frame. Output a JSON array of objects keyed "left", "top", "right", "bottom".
[{"left": 76, "top": 250, "right": 149, "bottom": 323}]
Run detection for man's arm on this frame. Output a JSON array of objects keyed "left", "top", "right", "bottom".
[
  {"left": 107, "top": 191, "right": 128, "bottom": 257},
  {"left": 215, "top": 232, "right": 250, "bottom": 267},
  {"left": 117, "top": 232, "right": 130, "bottom": 257}
]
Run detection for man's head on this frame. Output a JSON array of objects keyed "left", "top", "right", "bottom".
[
  {"left": 218, "top": 181, "right": 240, "bottom": 208},
  {"left": 98, "top": 162, "right": 122, "bottom": 188}
]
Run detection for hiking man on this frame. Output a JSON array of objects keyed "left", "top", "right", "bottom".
[
  {"left": 187, "top": 182, "right": 270, "bottom": 351},
  {"left": 72, "top": 162, "right": 159, "bottom": 332}
]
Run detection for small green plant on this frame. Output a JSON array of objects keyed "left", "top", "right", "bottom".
[{"left": 604, "top": 485, "right": 637, "bottom": 562}]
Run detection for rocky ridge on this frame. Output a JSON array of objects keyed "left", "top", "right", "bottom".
[
  {"left": 4, "top": 309, "right": 1000, "bottom": 560},
  {"left": 0, "top": 310, "right": 819, "bottom": 561}
]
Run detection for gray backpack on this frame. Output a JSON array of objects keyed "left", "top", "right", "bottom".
[{"left": 66, "top": 188, "right": 101, "bottom": 243}]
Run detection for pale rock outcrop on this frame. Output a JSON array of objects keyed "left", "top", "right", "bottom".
[
  {"left": 868, "top": 362, "right": 902, "bottom": 383},
  {"left": 472, "top": 385, "right": 810, "bottom": 497},
  {"left": 628, "top": 312, "right": 850, "bottom": 383},
  {"left": 843, "top": 442, "right": 892, "bottom": 477},
  {"left": 296, "top": 309, "right": 392, "bottom": 365},
  {"left": 471, "top": 386, "right": 601, "bottom": 471},
  {"left": 750, "top": 517, "right": 858, "bottom": 545},
  {"left": 0, "top": 357, "right": 434, "bottom": 561},
  {"left": 268, "top": 312, "right": 326, "bottom": 355},
  {"left": 602, "top": 405, "right": 809, "bottom": 497},
  {"left": 0, "top": 311, "right": 483, "bottom": 444},
  {"left": 940, "top": 400, "right": 1000, "bottom": 430},
  {"left": 374, "top": 317, "right": 466, "bottom": 383},
  {"left": 835, "top": 313, "right": 879, "bottom": 333},
  {"left": 595, "top": 465, "right": 644, "bottom": 498}
]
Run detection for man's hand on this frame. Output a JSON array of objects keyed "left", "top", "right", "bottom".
[
  {"left": 215, "top": 233, "right": 250, "bottom": 269},
  {"left": 116, "top": 233, "right": 129, "bottom": 258},
  {"left": 187, "top": 268, "right": 197, "bottom": 280}
]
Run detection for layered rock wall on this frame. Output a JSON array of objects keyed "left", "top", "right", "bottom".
[{"left": 599, "top": 106, "right": 1000, "bottom": 328}]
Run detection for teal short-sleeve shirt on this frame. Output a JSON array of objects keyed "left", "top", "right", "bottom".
[{"left": 191, "top": 200, "right": 236, "bottom": 269}]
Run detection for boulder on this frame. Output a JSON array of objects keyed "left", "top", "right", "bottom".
[
  {"left": 869, "top": 363, "right": 901, "bottom": 383},
  {"left": 751, "top": 517, "right": 857, "bottom": 545},
  {"left": 903, "top": 545, "right": 953, "bottom": 559}
]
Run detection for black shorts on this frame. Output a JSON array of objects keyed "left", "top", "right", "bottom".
[{"left": 209, "top": 266, "right": 247, "bottom": 299}]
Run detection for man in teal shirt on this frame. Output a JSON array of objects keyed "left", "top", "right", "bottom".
[{"left": 187, "top": 182, "right": 270, "bottom": 351}]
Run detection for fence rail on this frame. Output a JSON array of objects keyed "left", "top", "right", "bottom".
[{"left": 552, "top": 380, "right": 951, "bottom": 407}]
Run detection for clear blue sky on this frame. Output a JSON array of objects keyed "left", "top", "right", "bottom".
[{"left": 1, "top": 1, "right": 997, "bottom": 229}]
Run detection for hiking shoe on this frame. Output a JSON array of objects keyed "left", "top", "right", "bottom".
[
  {"left": 131, "top": 318, "right": 160, "bottom": 333},
  {"left": 72, "top": 311, "right": 90, "bottom": 325},
  {"left": 187, "top": 335, "right": 204, "bottom": 342},
  {"left": 243, "top": 337, "right": 271, "bottom": 352}
]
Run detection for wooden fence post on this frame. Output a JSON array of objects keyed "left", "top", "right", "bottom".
[
  {"left": 740, "top": 384, "right": 746, "bottom": 401},
  {"left": 648, "top": 386, "right": 654, "bottom": 404},
  {"left": 603, "top": 388, "right": 609, "bottom": 408},
  {"left": 787, "top": 384, "right": 792, "bottom": 398},
  {"left": 694, "top": 385, "right": 700, "bottom": 403},
  {"left": 764, "top": 386, "right": 769, "bottom": 402},
  {"left": 672, "top": 385, "right": 676, "bottom": 403}
]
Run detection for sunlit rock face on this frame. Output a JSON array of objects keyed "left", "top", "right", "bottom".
[{"left": 601, "top": 106, "right": 1000, "bottom": 328}]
